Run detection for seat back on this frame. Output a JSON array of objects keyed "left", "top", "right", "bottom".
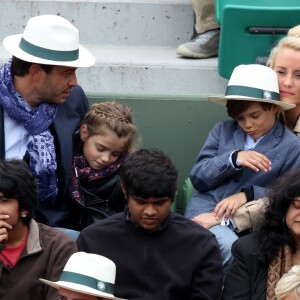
[
  {"left": 216, "top": 0, "right": 300, "bottom": 78},
  {"left": 171, "top": 193, "right": 177, "bottom": 212},
  {"left": 182, "top": 178, "right": 196, "bottom": 214}
]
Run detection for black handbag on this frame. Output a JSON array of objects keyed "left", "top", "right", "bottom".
[{"left": 77, "top": 175, "right": 125, "bottom": 229}]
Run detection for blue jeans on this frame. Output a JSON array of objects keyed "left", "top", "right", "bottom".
[
  {"left": 209, "top": 224, "right": 238, "bottom": 281},
  {"left": 55, "top": 227, "right": 80, "bottom": 240}
]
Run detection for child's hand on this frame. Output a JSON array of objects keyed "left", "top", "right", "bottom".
[
  {"left": 237, "top": 151, "right": 271, "bottom": 172},
  {"left": 192, "top": 212, "right": 221, "bottom": 229},
  {"left": 214, "top": 192, "right": 247, "bottom": 220},
  {"left": 0, "top": 215, "right": 12, "bottom": 244}
]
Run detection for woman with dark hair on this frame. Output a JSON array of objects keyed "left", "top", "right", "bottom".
[{"left": 223, "top": 168, "right": 300, "bottom": 300}]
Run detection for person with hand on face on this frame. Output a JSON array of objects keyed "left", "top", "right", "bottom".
[
  {"left": 67, "top": 101, "right": 138, "bottom": 230},
  {"left": 223, "top": 169, "right": 300, "bottom": 300},
  {"left": 77, "top": 148, "right": 222, "bottom": 300},
  {"left": 0, "top": 14, "right": 95, "bottom": 228},
  {"left": 0, "top": 159, "right": 77, "bottom": 300},
  {"left": 184, "top": 64, "right": 300, "bottom": 279},
  {"left": 40, "top": 252, "right": 125, "bottom": 300}
]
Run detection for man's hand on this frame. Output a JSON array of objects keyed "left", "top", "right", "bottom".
[
  {"left": 214, "top": 192, "right": 247, "bottom": 220},
  {"left": 237, "top": 151, "right": 271, "bottom": 172},
  {"left": 0, "top": 215, "right": 12, "bottom": 244},
  {"left": 192, "top": 212, "right": 221, "bottom": 229}
]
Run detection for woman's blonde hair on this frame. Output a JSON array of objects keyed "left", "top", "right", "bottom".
[
  {"left": 275, "top": 265, "right": 300, "bottom": 299},
  {"left": 268, "top": 25, "right": 300, "bottom": 68},
  {"left": 82, "top": 100, "right": 138, "bottom": 154}
]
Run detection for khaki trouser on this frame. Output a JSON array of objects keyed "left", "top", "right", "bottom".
[
  {"left": 233, "top": 198, "right": 268, "bottom": 233},
  {"left": 192, "top": 0, "right": 219, "bottom": 34}
]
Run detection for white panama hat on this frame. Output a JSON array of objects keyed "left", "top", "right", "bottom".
[
  {"left": 40, "top": 252, "right": 126, "bottom": 300},
  {"left": 209, "top": 64, "right": 295, "bottom": 111},
  {"left": 3, "top": 15, "right": 95, "bottom": 68}
]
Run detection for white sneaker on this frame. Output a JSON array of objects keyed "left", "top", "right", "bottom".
[{"left": 176, "top": 29, "right": 220, "bottom": 58}]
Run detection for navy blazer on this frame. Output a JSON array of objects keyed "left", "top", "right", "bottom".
[{"left": 0, "top": 85, "right": 89, "bottom": 227}]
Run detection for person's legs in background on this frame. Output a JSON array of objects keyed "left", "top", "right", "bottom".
[{"left": 176, "top": 0, "right": 220, "bottom": 58}]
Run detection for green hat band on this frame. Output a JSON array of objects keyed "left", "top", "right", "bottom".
[
  {"left": 60, "top": 271, "right": 114, "bottom": 294},
  {"left": 226, "top": 85, "right": 279, "bottom": 101},
  {"left": 19, "top": 38, "right": 79, "bottom": 61}
]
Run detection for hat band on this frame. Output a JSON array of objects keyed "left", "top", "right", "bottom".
[
  {"left": 60, "top": 271, "right": 114, "bottom": 294},
  {"left": 226, "top": 85, "right": 279, "bottom": 101},
  {"left": 19, "top": 38, "right": 79, "bottom": 62}
]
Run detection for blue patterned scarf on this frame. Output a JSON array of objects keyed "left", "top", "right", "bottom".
[{"left": 0, "top": 59, "right": 58, "bottom": 204}]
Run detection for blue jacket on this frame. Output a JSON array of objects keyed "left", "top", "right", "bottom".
[{"left": 185, "top": 118, "right": 300, "bottom": 218}]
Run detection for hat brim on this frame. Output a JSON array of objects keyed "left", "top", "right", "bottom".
[
  {"left": 3, "top": 34, "right": 95, "bottom": 68},
  {"left": 208, "top": 96, "right": 295, "bottom": 112},
  {"left": 40, "top": 278, "right": 126, "bottom": 300}
]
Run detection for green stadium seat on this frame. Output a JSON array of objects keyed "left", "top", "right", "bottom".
[
  {"left": 182, "top": 177, "right": 196, "bottom": 214},
  {"left": 171, "top": 193, "right": 177, "bottom": 212},
  {"left": 215, "top": 0, "right": 300, "bottom": 79}
]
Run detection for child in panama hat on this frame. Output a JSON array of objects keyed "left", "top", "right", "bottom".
[
  {"left": 40, "top": 252, "right": 125, "bottom": 300},
  {"left": 184, "top": 64, "right": 300, "bottom": 279}
]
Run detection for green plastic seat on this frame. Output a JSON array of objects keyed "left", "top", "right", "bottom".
[
  {"left": 215, "top": 0, "right": 300, "bottom": 79},
  {"left": 182, "top": 177, "right": 196, "bottom": 215},
  {"left": 171, "top": 193, "right": 177, "bottom": 212}
]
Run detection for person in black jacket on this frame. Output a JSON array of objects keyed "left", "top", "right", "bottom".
[
  {"left": 67, "top": 101, "right": 138, "bottom": 230},
  {"left": 77, "top": 148, "right": 222, "bottom": 300},
  {"left": 223, "top": 169, "right": 300, "bottom": 300},
  {"left": 0, "top": 14, "right": 95, "bottom": 227}
]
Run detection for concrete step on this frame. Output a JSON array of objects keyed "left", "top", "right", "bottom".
[
  {"left": 0, "top": 44, "right": 228, "bottom": 97},
  {"left": 0, "top": 0, "right": 194, "bottom": 47},
  {"left": 0, "top": 0, "right": 228, "bottom": 98}
]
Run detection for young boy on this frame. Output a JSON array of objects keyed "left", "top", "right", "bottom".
[
  {"left": 0, "top": 160, "right": 77, "bottom": 300},
  {"left": 184, "top": 64, "right": 300, "bottom": 277},
  {"left": 77, "top": 148, "right": 223, "bottom": 300}
]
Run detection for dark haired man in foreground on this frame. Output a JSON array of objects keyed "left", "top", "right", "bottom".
[{"left": 77, "top": 148, "right": 222, "bottom": 300}]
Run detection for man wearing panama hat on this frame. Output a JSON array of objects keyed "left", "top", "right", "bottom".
[
  {"left": 40, "top": 252, "right": 125, "bottom": 300},
  {"left": 0, "top": 15, "right": 95, "bottom": 227},
  {"left": 184, "top": 64, "right": 300, "bottom": 280}
]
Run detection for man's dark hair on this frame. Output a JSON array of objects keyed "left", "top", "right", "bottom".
[
  {"left": 226, "top": 100, "right": 275, "bottom": 118},
  {"left": 11, "top": 56, "right": 53, "bottom": 76},
  {"left": 121, "top": 148, "right": 178, "bottom": 200},
  {"left": 0, "top": 160, "right": 38, "bottom": 225}
]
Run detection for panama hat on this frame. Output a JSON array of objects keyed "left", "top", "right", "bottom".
[
  {"left": 209, "top": 64, "right": 295, "bottom": 111},
  {"left": 40, "top": 252, "right": 126, "bottom": 300},
  {"left": 3, "top": 15, "right": 95, "bottom": 67}
]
